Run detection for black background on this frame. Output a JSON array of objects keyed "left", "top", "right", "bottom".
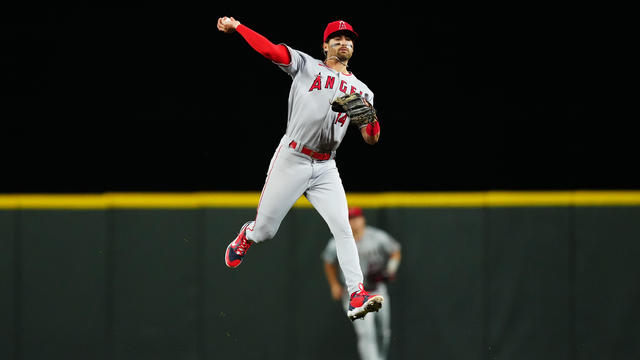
[{"left": 2, "top": 6, "right": 636, "bottom": 192}]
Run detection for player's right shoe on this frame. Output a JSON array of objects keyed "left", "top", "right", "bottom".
[
  {"left": 347, "top": 283, "right": 384, "bottom": 321},
  {"left": 224, "top": 222, "right": 254, "bottom": 268}
]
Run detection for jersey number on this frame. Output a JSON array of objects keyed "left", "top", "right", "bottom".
[{"left": 335, "top": 112, "right": 348, "bottom": 127}]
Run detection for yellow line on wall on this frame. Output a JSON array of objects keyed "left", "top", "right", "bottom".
[{"left": 1, "top": 191, "right": 640, "bottom": 209}]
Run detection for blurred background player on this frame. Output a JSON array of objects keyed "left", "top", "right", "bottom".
[{"left": 322, "top": 207, "right": 402, "bottom": 360}]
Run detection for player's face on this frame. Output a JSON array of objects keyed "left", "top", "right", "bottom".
[
  {"left": 324, "top": 35, "right": 354, "bottom": 61},
  {"left": 349, "top": 215, "right": 365, "bottom": 239}
]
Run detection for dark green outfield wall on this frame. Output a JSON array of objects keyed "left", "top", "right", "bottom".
[{"left": 2, "top": 207, "right": 639, "bottom": 360}]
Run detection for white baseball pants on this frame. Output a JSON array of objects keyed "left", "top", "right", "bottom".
[{"left": 245, "top": 135, "right": 364, "bottom": 295}]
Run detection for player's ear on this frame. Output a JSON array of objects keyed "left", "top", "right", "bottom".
[{"left": 322, "top": 42, "right": 328, "bottom": 54}]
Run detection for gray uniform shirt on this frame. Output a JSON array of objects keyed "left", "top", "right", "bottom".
[
  {"left": 322, "top": 226, "right": 401, "bottom": 282},
  {"left": 277, "top": 45, "right": 374, "bottom": 153}
]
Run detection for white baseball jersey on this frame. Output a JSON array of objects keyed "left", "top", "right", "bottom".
[
  {"left": 322, "top": 226, "right": 401, "bottom": 279},
  {"left": 277, "top": 45, "right": 374, "bottom": 153}
]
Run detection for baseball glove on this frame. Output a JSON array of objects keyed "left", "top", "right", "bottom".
[
  {"left": 331, "top": 93, "right": 377, "bottom": 127},
  {"left": 363, "top": 270, "right": 395, "bottom": 291}
]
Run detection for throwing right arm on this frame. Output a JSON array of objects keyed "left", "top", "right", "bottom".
[{"left": 217, "top": 16, "right": 291, "bottom": 65}]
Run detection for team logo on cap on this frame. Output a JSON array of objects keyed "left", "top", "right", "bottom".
[{"left": 338, "top": 21, "right": 347, "bottom": 30}]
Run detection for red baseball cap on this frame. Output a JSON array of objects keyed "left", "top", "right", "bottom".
[
  {"left": 348, "top": 206, "right": 364, "bottom": 219},
  {"left": 323, "top": 20, "right": 358, "bottom": 42}
]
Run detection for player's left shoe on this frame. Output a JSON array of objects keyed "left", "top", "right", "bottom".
[
  {"left": 225, "top": 222, "right": 254, "bottom": 268},
  {"left": 347, "top": 283, "right": 384, "bottom": 321}
]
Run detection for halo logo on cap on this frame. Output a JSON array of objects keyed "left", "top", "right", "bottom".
[{"left": 323, "top": 20, "right": 358, "bottom": 42}]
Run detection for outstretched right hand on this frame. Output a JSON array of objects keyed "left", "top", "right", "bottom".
[{"left": 217, "top": 16, "right": 240, "bottom": 33}]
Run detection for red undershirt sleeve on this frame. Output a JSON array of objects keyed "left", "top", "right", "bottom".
[{"left": 236, "top": 24, "right": 291, "bottom": 65}]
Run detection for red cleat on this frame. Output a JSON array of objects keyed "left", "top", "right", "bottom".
[
  {"left": 347, "top": 283, "right": 384, "bottom": 321},
  {"left": 224, "top": 222, "right": 254, "bottom": 268}
]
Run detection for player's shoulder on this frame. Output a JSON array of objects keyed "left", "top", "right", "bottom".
[
  {"left": 365, "top": 225, "right": 384, "bottom": 233},
  {"left": 325, "top": 237, "right": 337, "bottom": 248},
  {"left": 321, "top": 238, "right": 338, "bottom": 260},
  {"left": 284, "top": 45, "right": 319, "bottom": 62},
  {"left": 367, "top": 226, "right": 396, "bottom": 240}
]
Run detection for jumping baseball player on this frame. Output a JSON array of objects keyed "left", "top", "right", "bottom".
[
  {"left": 217, "top": 16, "right": 383, "bottom": 321},
  {"left": 322, "top": 207, "right": 402, "bottom": 360}
]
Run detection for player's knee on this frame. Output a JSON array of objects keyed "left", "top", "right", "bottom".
[
  {"left": 332, "top": 227, "right": 355, "bottom": 244},
  {"left": 328, "top": 219, "right": 353, "bottom": 239}
]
